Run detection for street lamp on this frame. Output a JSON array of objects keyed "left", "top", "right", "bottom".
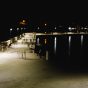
[
  {"left": 10, "top": 28, "right": 12, "bottom": 31},
  {"left": 45, "top": 23, "right": 47, "bottom": 26},
  {"left": 44, "top": 23, "right": 47, "bottom": 33},
  {"left": 17, "top": 28, "right": 19, "bottom": 31},
  {"left": 54, "top": 27, "right": 57, "bottom": 30},
  {"left": 10, "top": 28, "right": 13, "bottom": 34},
  {"left": 37, "top": 27, "right": 40, "bottom": 30},
  {"left": 21, "top": 28, "right": 23, "bottom": 30},
  {"left": 16, "top": 28, "right": 20, "bottom": 35},
  {"left": 68, "top": 27, "right": 72, "bottom": 31}
]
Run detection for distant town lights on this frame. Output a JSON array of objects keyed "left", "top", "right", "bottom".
[
  {"left": 54, "top": 27, "right": 57, "bottom": 29},
  {"left": 68, "top": 27, "right": 71, "bottom": 30},
  {"left": 20, "top": 19, "right": 26, "bottom": 25},
  {"left": 22, "top": 20, "right": 26, "bottom": 23},
  {"left": 21, "top": 28, "right": 23, "bottom": 30},
  {"left": 84, "top": 27, "right": 88, "bottom": 30},
  {"left": 10, "top": 28, "right": 13, "bottom": 31},
  {"left": 45, "top": 23, "right": 47, "bottom": 26},
  {"left": 24, "top": 28, "right": 26, "bottom": 29},
  {"left": 68, "top": 27, "right": 75, "bottom": 31},
  {"left": 17, "top": 28, "right": 19, "bottom": 30},
  {"left": 37, "top": 27, "right": 40, "bottom": 29}
]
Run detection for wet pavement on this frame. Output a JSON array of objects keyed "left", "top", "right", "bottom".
[{"left": 0, "top": 37, "right": 88, "bottom": 88}]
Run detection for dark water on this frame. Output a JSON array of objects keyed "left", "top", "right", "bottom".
[{"left": 35, "top": 34, "right": 88, "bottom": 70}]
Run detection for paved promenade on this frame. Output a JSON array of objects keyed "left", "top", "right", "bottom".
[{"left": 0, "top": 37, "right": 88, "bottom": 88}]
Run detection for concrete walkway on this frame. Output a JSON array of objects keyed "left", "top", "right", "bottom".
[{"left": 0, "top": 37, "right": 88, "bottom": 88}]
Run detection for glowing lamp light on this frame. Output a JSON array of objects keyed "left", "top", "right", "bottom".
[
  {"left": 17, "top": 28, "right": 19, "bottom": 30},
  {"left": 38, "top": 27, "right": 40, "bottom": 30},
  {"left": 20, "top": 22, "right": 26, "bottom": 25},
  {"left": 45, "top": 23, "right": 47, "bottom": 26},
  {"left": 10, "top": 28, "right": 12, "bottom": 31},
  {"left": 22, "top": 20, "right": 26, "bottom": 23},
  {"left": 20, "top": 19, "right": 27, "bottom": 25},
  {"left": 54, "top": 27, "right": 57, "bottom": 29}
]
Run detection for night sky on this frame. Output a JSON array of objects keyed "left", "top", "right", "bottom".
[
  {"left": 0, "top": 0, "right": 87, "bottom": 41},
  {"left": 0, "top": 1, "right": 88, "bottom": 27}
]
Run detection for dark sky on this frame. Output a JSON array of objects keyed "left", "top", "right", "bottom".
[{"left": 1, "top": 0, "right": 88, "bottom": 27}]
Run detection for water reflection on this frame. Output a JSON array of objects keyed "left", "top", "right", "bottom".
[
  {"left": 45, "top": 39, "right": 47, "bottom": 44},
  {"left": 68, "top": 36, "right": 71, "bottom": 56},
  {"left": 81, "top": 35, "right": 83, "bottom": 47},
  {"left": 37, "top": 38, "right": 40, "bottom": 45},
  {"left": 54, "top": 37, "right": 57, "bottom": 54},
  {"left": 35, "top": 35, "right": 86, "bottom": 63}
]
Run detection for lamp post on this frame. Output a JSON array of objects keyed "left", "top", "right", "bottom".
[
  {"left": 9, "top": 28, "right": 13, "bottom": 47},
  {"left": 44, "top": 23, "right": 47, "bottom": 33},
  {"left": 37, "top": 27, "right": 40, "bottom": 32},
  {"left": 54, "top": 27, "right": 57, "bottom": 32},
  {"left": 10, "top": 28, "right": 13, "bottom": 36}
]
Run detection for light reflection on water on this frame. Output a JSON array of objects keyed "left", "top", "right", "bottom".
[
  {"left": 37, "top": 38, "right": 40, "bottom": 45},
  {"left": 68, "top": 36, "right": 71, "bottom": 56},
  {"left": 36, "top": 35, "right": 86, "bottom": 58},
  {"left": 81, "top": 35, "right": 83, "bottom": 47},
  {"left": 54, "top": 37, "right": 57, "bottom": 54}
]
